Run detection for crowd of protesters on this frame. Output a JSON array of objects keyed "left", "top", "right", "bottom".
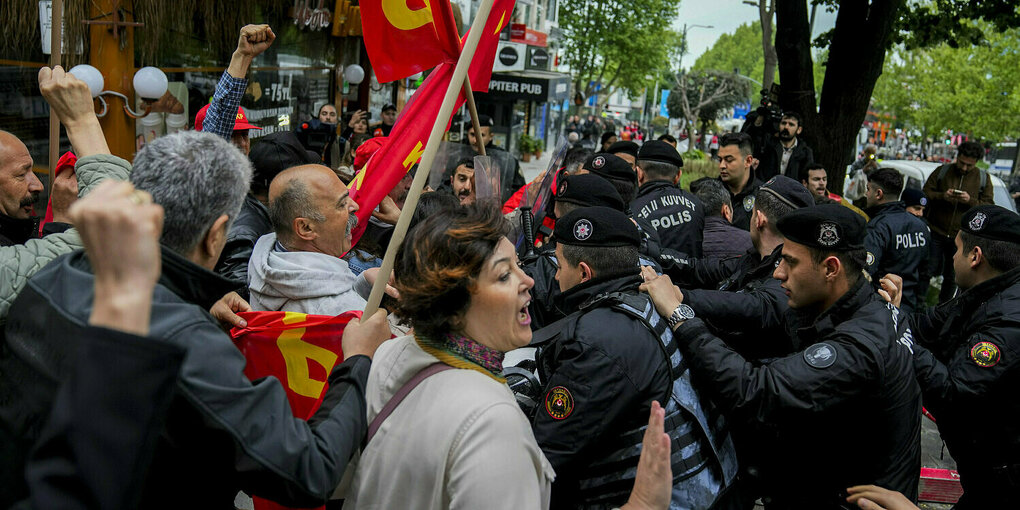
[{"left": 0, "top": 23, "right": 1016, "bottom": 510}]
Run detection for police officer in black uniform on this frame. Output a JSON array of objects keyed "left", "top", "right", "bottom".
[
  {"left": 643, "top": 204, "right": 921, "bottom": 508},
  {"left": 908, "top": 205, "right": 1020, "bottom": 508},
  {"left": 525, "top": 173, "right": 627, "bottom": 330},
  {"left": 581, "top": 153, "right": 664, "bottom": 263},
  {"left": 863, "top": 168, "right": 931, "bottom": 313},
  {"left": 632, "top": 141, "right": 706, "bottom": 258},
  {"left": 532, "top": 207, "right": 738, "bottom": 509},
  {"left": 658, "top": 176, "right": 815, "bottom": 359}
]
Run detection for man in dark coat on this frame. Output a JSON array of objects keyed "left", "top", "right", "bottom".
[
  {"left": 755, "top": 111, "right": 814, "bottom": 181},
  {"left": 631, "top": 141, "right": 705, "bottom": 257},
  {"left": 691, "top": 179, "right": 752, "bottom": 260},
  {"left": 863, "top": 168, "right": 931, "bottom": 313},
  {"left": 716, "top": 132, "right": 762, "bottom": 231},
  {"left": 908, "top": 205, "right": 1020, "bottom": 508},
  {"left": 643, "top": 203, "right": 921, "bottom": 508}
]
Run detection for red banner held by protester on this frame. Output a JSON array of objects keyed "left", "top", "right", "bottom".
[
  {"left": 348, "top": 0, "right": 516, "bottom": 245},
  {"left": 359, "top": 0, "right": 461, "bottom": 83}
]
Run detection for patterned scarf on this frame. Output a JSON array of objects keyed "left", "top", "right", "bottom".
[{"left": 416, "top": 333, "right": 506, "bottom": 383}]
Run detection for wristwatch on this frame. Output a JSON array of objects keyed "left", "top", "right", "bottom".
[{"left": 666, "top": 303, "right": 695, "bottom": 328}]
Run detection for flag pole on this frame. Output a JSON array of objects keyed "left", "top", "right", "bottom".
[
  {"left": 363, "top": 0, "right": 496, "bottom": 316},
  {"left": 48, "top": 0, "right": 64, "bottom": 190},
  {"left": 462, "top": 79, "right": 486, "bottom": 156}
]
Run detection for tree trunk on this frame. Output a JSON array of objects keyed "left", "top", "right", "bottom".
[
  {"left": 759, "top": 0, "right": 778, "bottom": 90},
  {"left": 775, "top": 0, "right": 905, "bottom": 193}
]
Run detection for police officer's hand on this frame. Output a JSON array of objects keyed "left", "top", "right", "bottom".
[
  {"left": 639, "top": 266, "right": 683, "bottom": 318},
  {"left": 845, "top": 485, "right": 918, "bottom": 510},
  {"left": 877, "top": 274, "right": 903, "bottom": 309},
  {"left": 620, "top": 401, "right": 671, "bottom": 510}
]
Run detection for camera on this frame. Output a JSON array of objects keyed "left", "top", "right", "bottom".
[
  {"left": 755, "top": 83, "right": 783, "bottom": 133},
  {"left": 294, "top": 118, "right": 336, "bottom": 158}
]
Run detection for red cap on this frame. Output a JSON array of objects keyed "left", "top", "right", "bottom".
[
  {"left": 353, "top": 137, "right": 386, "bottom": 170},
  {"left": 194, "top": 104, "right": 262, "bottom": 132}
]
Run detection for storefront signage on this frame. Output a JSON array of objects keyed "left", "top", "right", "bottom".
[
  {"left": 526, "top": 47, "right": 550, "bottom": 70},
  {"left": 492, "top": 41, "right": 526, "bottom": 72},
  {"left": 510, "top": 23, "right": 527, "bottom": 40},
  {"left": 292, "top": 0, "right": 332, "bottom": 30},
  {"left": 487, "top": 73, "right": 571, "bottom": 103}
]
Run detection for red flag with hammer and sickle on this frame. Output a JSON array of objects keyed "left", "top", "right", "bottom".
[
  {"left": 360, "top": 0, "right": 462, "bottom": 82},
  {"left": 348, "top": 0, "right": 516, "bottom": 245}
]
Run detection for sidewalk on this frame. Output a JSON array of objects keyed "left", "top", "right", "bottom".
[{"left": 519, "top": 150, "right": 555, "bottom": 183}]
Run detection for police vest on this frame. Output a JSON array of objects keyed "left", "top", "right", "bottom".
[{"left": 535, "top": 292, "right": 739, "bottom": 508}]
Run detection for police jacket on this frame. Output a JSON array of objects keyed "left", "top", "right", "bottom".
[
  {"left": 909, "top": 266, "right": 1020, "bottom": 503},
  {"left": 632, "top": 180, "right": 705, "bottom": 258},
  {"left": 864, "top": 201, "right": 930, "bottom": 313},
  {"left": 523, "top": 246, "right": 562, "bottom": 330},
  {"left": 672, "top": 245, "right": 792, "bottom": 360},
  {"left": 214, "top": 193, "right": 272, "bottom": 297},
  {"left": 675, "top": 279, "right": 921, "bottom": 508},
  {"left": 725, "top": 176, "right": 762, "bottom": 232},
  {"left": 532, "top": 274, "right": 736, "bottom": 509},
  {"left": 0, "top": 247, "right": 370, "bottom": 509}
]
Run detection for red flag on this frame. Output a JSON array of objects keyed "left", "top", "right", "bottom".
[
  {"left": 230, "top": 310, "right": 360, "bottom": 510},
  {"left": 360, "top": 0, "right": 461, "bottom": 82},
  {"left": 348, "top": 0, "right": 516, "bottom": 244}
]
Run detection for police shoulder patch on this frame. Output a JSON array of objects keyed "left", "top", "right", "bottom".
[
  {"left": 969, "top": 341, "right": 1001, "bottom": 368},
  {"left": 803, "top": 342, "right": 837, "bottom": 369},
  {"left": 743, "top": 195, "right": 755, "bottom": 212},
  {"left": 545, "top": 386, "right": 574, "bottom": 420},
  {"left": 866, "top": 252, "right": 875, "bottom": 266}
]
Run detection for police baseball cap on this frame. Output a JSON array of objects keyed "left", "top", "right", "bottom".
[
  {"left": 758, "top": 175, "right": 815, "bottom": 210},
  {"left": 381, "top": 103, "right": 397, "bottom": 113},
  {"left": 556, "top": 174, "right": 625, "bottom": 212},
  {"left": 555, "top": 206, "right": 640, "bottom": 248},
  {"left": 637, "top": 140, "right": 683, "bottom": 167},
  {"left": 960, "top": 205, "right": 1020, "bottom": 244},
  {"left": 607, "top": 140, "right": 639, "bottom": 158},
  {"left": 194, "top": 104, "right": 262, "bottom": 132},
  {"left": 583, "top": 153, "right": 635, "bottom": 184},
  {"left": 902, "top": 188, "right": 927, "bottom": 208},
  {"left": 777, "top": 203, "right": 866, "bottom": 251}
]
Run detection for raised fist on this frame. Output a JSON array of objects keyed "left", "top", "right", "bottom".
[{"left": 236, "top": 24, "right": 276, "bottom": 58}]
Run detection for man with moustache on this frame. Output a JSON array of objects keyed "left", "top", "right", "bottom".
[
  {"left": 757, "top": 111, "right": 814, "bottom": 181},
  {"left": 247, "top": 164, "right": 370, "bottom": 314},
  {"left": 0, "top": 131, "right": 48, "bottom": 246},
  {"left": 450, "top": 158, "right": 476, "bottom": 205}
]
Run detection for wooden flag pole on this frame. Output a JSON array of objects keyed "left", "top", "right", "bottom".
[
  {"left": 363, "top": 0, "right": 496, "bottom": 316},
  {"left": 48, "top": 0, "right": 64, "bottom": 189},
  {"left": 462, "top": 78, "right": 486, "bottom": 156}
]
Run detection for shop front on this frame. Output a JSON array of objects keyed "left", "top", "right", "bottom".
[{"left": 475, "top": 69, "right": 570, "bottom": 157}]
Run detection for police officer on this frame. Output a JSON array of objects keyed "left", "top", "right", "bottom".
[
  {"left": 658, "top": 176, "right": 815, "bottom": 359},
  {"left": 863, "top": 168, "right": 931, "bottom": 313},
  {"left": 580, "top": 153, "right": 664, "bottom": 262},
  {"left": 643, "top": 203, "right": 921, "bottom": 508},
  {"left": 632, "top": 141, "right": 705, "bottom": 257},
  {"left": 532, "top": 206, "right": 738, "bottom": 509},
  {"left": 909, "top": 205, "right": 1020, "bottom": 508},
  {"left": 607, "top": 140, "right": 639, "bottom": 170},
  {"left": 717, "top": 132, "right": 762, "bottom": 231},
  {"left": 525, "top": 174, "right": 627, "bottom": 329}
]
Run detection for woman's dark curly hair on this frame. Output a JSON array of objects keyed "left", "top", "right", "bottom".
[{"left": 393, "top": 202, "right": 510, "bottom": 339}]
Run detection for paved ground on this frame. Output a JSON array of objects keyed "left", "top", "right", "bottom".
[{"left": 519, "top": 150, "right": 554, "bottom": 183}]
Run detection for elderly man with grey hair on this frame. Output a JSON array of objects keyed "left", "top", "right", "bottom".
[
  {"left": 0, "top": 131, "right": 391, "bottom": 507},
  {"left": 248, "top": 164, "right": 370, "bottom": 314}
]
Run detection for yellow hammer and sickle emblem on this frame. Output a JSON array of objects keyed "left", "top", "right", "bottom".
[
  {"left": 382, "top": 0, "right": 433, "bottom": 31},
  {"left": 403, "top": 141, "right": 426, "bottom": 170},
  {"left": 276, "top": 313, "right": 339, "bottom": 399}
]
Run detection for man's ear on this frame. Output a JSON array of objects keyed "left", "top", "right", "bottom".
[
  {"left": 579, "top": 261, "right": 594, "bottom": 283},
  {"left": 293, "top": 217, "right": 317, "bottom": 242},
  {"left": 823, "top": 255, "right": 841, "bottom": 280},
  {"left": 796, "top": 125, "right": 803, "bottom": 137},
  {"left": 672, "top": 169, "right": 683, "bottom": 186},
  {"left": 722, "top": 203, "right": 733, "bottom": 223},
  {"left": 970, "top": 246, "right": 984, "bottom": 270},
  {"left": 754, "top": 208, "right": 767, "bottom": 231},
  {"left": 636, "top": 165, "right": 647, "bottom": 186},
  {"left": 202, "top": 214, "right": 230, "bottom": 261}
]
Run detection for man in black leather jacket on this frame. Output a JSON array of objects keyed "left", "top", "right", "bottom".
[
  {"left": 0, "top": 132, "right": 391, "bottom": 508},
  {"left": 644, "top": 204, "right": 921, "bottom": 508},
  {"left": 908, "top": 205, "right": 1020, "bottom": 508}
]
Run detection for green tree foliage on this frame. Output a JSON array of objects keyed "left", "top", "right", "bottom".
[
  {"left": 872, "top": 24, "right": 1020, "bottom": 141},
  {"left": 693, "top": 21, "right": 773, "bottom": 98},
  {"left": 559, "top": 0, "right": 680, "bottom": 106}
]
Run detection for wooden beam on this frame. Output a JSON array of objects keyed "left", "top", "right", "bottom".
[{"left": 90, "top": 0, "right": 135, "bottom": 161}]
